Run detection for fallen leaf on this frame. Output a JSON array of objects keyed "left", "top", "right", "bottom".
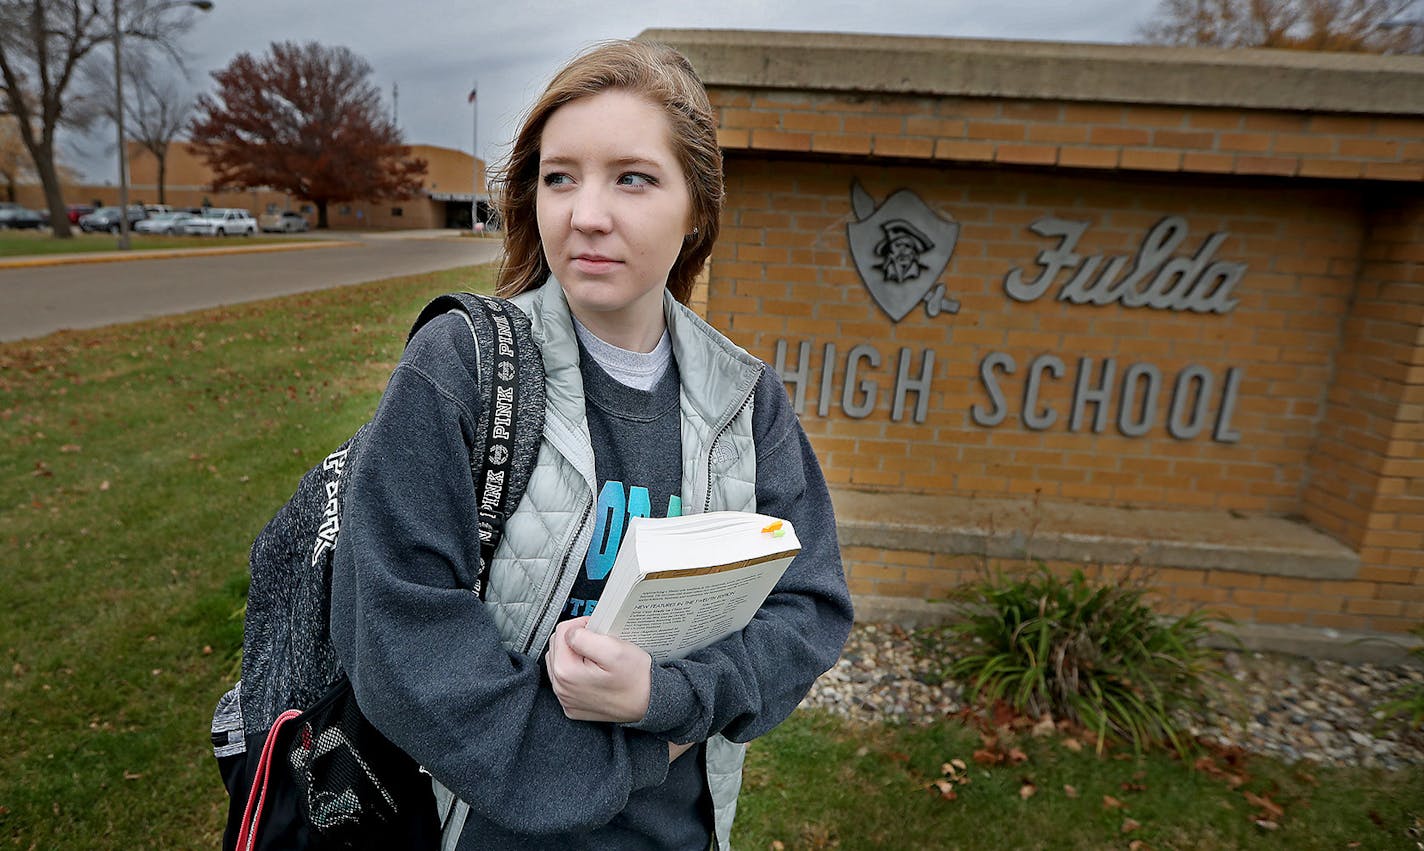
[
  {"left": 1008, "top": 748, "right": 1028, "bottom": 764},
  {"left": 972, "top": 748, "right": 1004, "bottom": 765},
  {"left": 770, "top": 842, "right": 785, "bottom": 851},
  {"left": 99, "top": 480, "right": 110, "bottom": 491},
  {"left": 1121, "top": 781, "right": 1147, "bottom": 792},
  {"left": 1063, "top": 784, "right": 1079, "bottom": 799},
  {"left": 950, "top": 758, "right": 967, "bottom": 772},
  {"left": 1032, "top": 716, "right": 1056, "bottom": 737},
  {"left": 1254, "top": 819, "right": 1280, "bottom": 831},
  {"left": 123, "top": 771, "right": 142, "bottom": 780},
  {"left": 1121, "top": 817, "right": 1141, "bottom": 833},
  {"left": 1019, "top": 782, "right": 1036, "bottom": 800},
  {"left": 1244, "top": 791, "right": 1284, "bottom": 819},
  {"left": 59, "top": 444, "right": 81, "bottom": 453},
  {"left": 1103, "top": 795, "right": 1125, "bottom": 810},
  {"left": 1128, "top": 841, "right": 1153, "bottom": 850},
  {"left": 1061, "top": 737, "right": 1083, "bottom": 752}
]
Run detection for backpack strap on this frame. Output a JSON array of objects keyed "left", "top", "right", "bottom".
[
  {"left": 408, "top": 293, "right": 542, "bottom": 600},
  {"left": 409, "top": 291, "right": 544, "bottom": 850}
]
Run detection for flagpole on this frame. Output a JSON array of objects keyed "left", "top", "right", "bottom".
[{"left": 470, "top": 80, "right": 479, "bottom": 230}]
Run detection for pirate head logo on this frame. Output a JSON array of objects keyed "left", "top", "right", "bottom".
[{"left": 847, "top": 180, "right": 960, "bottom": 322}]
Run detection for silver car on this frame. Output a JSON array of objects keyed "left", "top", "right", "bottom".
[
  {"left": 182, "top": 208, "right": 258, "bottom": 237},
  {"left": 134, "top": 211, "right": 197, "bottom": 235}
]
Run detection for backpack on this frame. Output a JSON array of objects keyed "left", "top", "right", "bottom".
[{"left": 210, "top": 292, "right": 546, "bottom": 851}]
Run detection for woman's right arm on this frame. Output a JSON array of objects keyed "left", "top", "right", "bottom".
[{"left": 328, "top": 315, "right": 669, "bottom": 835}]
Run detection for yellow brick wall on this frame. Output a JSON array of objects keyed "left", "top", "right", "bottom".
[
  {"left": 839, "top": 551, "right": 1421, "bottom": 634},
  {"left": 708, "top": 89, "right": 1424, "bottom": 182},
  {"left": 711, "top": 158, "right": 1359, "bottom": 514},
  {"left": 1302, "top": 192, "right": 1424, "bottom": 630},
  {"left": 705, "top": 85, "right": 1424, "bottom": 635}
]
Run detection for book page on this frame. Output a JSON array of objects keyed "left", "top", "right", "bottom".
[{"left": 595, "top": 554, "right": 793, "bottom": 661}]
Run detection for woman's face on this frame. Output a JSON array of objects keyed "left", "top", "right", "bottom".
[{"left": 536, "top": 89, "right": 693, "bottom": 350}]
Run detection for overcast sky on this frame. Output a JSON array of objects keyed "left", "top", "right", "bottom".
[{"left": 69, "top": 0, "right": 1158, "bottom": 184}]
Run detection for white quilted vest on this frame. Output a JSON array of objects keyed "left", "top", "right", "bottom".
[{"left": 435, "top": 280, "right": 762, "bottom": 851}]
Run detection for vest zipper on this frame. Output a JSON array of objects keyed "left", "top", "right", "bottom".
[
  {"left": 521, "top": 493, "right": 591, "bottom": 654},
  {"left": 703, "top": 376, "right": 759, "bottom": 514}
]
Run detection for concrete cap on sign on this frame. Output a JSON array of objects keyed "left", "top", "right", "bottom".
[{"left": 638, "top": 28, "right": 1424, "bottom": 116}]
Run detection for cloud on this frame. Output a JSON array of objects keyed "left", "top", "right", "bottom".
[{"left": 66, "top": 0, "right": 1149, "bottom": 182}]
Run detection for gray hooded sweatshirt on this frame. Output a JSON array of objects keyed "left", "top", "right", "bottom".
[{"left": 330, "top": 282, "right": 852, "bottom": 849}]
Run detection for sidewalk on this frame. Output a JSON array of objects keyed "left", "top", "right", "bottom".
[
  {"left": 0, "top": 237, "right": 359, "bottom": 270},
  {"left": 0, "top": 229, "right": 494, "bottom": 270}
]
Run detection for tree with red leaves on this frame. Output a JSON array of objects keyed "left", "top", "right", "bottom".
[{"left": 188, "top": 41, "right": 426, "bottom": 229}]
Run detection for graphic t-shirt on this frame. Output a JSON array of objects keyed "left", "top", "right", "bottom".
[
  {"left": 558, "top": 338, "right": 712, "bottom": 850},
  {"left": 563, "top": 340, "right": 684, "bottom": 620}
]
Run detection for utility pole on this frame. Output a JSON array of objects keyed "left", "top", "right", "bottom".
[
  {"left": 392, "top": 81, "right": 399, "bottom": 127},
  {"left": 113, "top": 0, "right": 130, "bottom": 250}
]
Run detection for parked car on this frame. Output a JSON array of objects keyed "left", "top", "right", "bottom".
[
  {"left": 66, "top": 204, "right": 95, "bottom": 224},
  {"left": 134, "top": 211, "right": 197, "bottom": 235},
  {"left": 143, "top": 204, "right": 174, "bottom": 216},
  {"left": 78, "top": 205, "right": 147, "bottom": 233},
  {"left": 0, "top": 202, "right": 46, "bottom": 229},
  {"left": 259, "top": 211, "right": 309, "bottom": 233},
  {"left": 182, "top": 208, "right": 258, "bottom": 237}
]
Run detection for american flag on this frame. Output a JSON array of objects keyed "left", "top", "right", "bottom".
[{"left": 467, "top": 87, "right": 477, "bottom": 105}]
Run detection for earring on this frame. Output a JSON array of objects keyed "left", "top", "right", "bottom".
[{"left": 687, "top": 226, "right": 699, "bottom": 238}]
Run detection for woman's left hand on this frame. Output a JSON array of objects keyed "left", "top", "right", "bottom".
[{"left": 546, "top": 616, "right": 653, "bottom": 723}]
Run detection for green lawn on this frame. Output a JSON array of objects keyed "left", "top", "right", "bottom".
[
  {"left": 0, "top": 229, "right": 317, "bottom": 257},
  {"left": 0, "top": 265, "right": 1420, "bottom": 849}
]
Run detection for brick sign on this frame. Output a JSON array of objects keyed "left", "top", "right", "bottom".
[{"left": 775, "top": 184, "right": 1248, "bottom": 442}]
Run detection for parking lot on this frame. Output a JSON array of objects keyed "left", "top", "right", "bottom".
[{"left": 0, "top": 230, "right": 502, "bottom": 342}]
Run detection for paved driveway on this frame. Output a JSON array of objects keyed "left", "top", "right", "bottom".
[{"left": 0, "top": 232, "right": 503, "bottom": 342}]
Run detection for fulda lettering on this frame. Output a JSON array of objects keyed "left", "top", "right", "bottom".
[{"left": 1004, "top": 216, "right": 1245, "bottom": 314}]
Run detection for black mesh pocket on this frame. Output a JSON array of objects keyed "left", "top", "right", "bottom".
[{"left": 275, "top": 679, "right": 439, "bottom": 849}]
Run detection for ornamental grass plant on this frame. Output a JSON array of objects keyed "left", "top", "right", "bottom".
[
  {"left": 936, "top": 564, "right": 1234, "bottom": 756},
  {"left": 1376, "top": 622, "right": 1424, "bottom": 730}
]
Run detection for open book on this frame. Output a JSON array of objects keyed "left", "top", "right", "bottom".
[{"left": 586, "top": 511, "right": 801, "bottom": 662}]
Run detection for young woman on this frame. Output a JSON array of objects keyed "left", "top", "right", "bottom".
[{"left": 330, "top": 40, "right": 853, "bottom": 850}]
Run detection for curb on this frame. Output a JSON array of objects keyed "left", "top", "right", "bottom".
[{"left": 0, "top": 239, "right": 362, "bottom": 270}]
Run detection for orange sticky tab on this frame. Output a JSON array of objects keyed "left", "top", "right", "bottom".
[{"left": 761, "top": 520, "right": 783, "bottom": 533}]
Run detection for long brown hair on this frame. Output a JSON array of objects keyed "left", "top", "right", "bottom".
[{"left": 493, "top": 40, "right": 723, "bottom": 305}]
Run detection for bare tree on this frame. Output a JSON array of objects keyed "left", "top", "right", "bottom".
[
  {"left": 0, "top": 1, "right": 201, "bottom": 236},
  {"left": 1140, "top": 0, "right": 1423, "bottom": 53},
  {"left": 91, "top": 53, "right": 194, "bottom": 205}
]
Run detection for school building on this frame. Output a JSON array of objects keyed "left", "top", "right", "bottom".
[
  {"left": 647, "top": 29, "right": 1424, "bottom": 657},
  {"left": 18, "top": 142, "right": 486, "bottom": 231}
]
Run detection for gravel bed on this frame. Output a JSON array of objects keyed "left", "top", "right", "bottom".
[{"left": 800, "top": 623, "right": 1424, "bottom": 769}]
